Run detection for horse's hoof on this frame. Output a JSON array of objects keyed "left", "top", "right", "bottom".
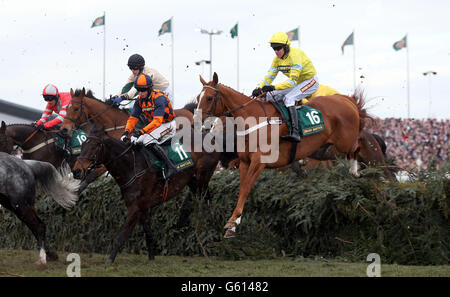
[
  {"left": 224, "top": 229, "right": 236, "bottom": 239},
  {"left": 47, "top": 251, "right": 59, "bottom": 261}
]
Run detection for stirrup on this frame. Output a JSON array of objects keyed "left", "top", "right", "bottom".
[{"left": 281, "top": 133, "right": 302, "bottom": 142}]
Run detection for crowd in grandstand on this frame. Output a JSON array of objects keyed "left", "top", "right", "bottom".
[{"left": 369, "top": 118, "right": 449, "bottom": 171}]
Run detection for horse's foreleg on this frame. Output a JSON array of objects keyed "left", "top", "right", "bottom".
[
  {"left": 13, "top": 203, "right": 57, "bottom": 267},
  {"left": 348, "top": 144, "right": 361, "bottom": 177},
  {"left": 106, "top": 206, "right": 139, "bottom": 264},
  {"left": 139, "top": 215, "right": 154, "bottom": 261},
  {"left": 224, "top": 160, "right": 266, "bottom": 238}
]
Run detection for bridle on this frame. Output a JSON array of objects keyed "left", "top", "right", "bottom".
[
  {"left": 76, "top": 134, "right": 133, "bottom": 179},
  {"left": 64, "top": 96, "right": 115, "bottom": 130},
  {"left": 0, "top": 132, "right": 11, "bottom": 153},
  {"left": 197, "top": 84, "right": 266, "bottom": 119}
]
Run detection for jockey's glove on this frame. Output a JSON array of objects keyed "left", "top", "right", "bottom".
[
  {"left": 133, "top": 129, "right": 144, "bottom": 138},
  {"left": 120, "top": 131, "right": 129, "bottom": 142},
  {"left": 262, "top": 85, "right": 275, "bottom": 93},
  {"left": 113, "top": 96, "right": 124, "bottom": 106},
  {"left": 36, "top": 124, "right": 45, "bottom": 131},
  {"left": 252, "top": 88, "right": 262, "bottom": 97}
]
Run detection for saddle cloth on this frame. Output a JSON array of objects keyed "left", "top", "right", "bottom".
[{"left": 274, "top": 102, "right": 325, "bottom": 137}]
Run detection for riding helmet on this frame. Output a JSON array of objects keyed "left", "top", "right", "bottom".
[
  {"left": 134, "top": 73, "right": 153, "bottom": 93},
  {"left": 127, "top": 54, "right": 145, "bottom": 70},
  {"left": 42, "top": 84, "right": 60, "bottom": 101}
]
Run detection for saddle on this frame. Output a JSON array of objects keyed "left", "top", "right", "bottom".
[
  {"left": 271, "top": 101, "right": 325, "bottom": 137},
  {"left": 140, "top": 140, "right": 194, "bottom": 173}
]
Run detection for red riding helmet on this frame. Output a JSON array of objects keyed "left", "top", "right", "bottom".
[{"left": 42, "top": 84, "right": 60, "bottom": 102}]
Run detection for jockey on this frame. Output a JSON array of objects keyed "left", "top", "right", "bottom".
[
  {"left": 252, "top": 32, "right": 319, "bottom": 142},
  {"left": 34, "top": 84, "right": 71, "bottom": 130},
  {"left": 110, "top": 53, "right": 171, "bottom": 106},
  {"left": 121, "top": 73, "right": 178, "bottom": 179}
]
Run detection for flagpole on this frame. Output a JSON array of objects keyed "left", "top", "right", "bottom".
[
  {"left": 103, "top": 11, "right": 106, "bottom": 99},
  {"left": 171, "top": 17, "right": 174, "bottom": 105},
  {"left": 298, "top": 26, "right": 301, "bottom": 48},
  {"left": 406, "top": 33, "right": 410, "bottom": 118},
  {"left": 237, "top": 22, "right": 239, "bottom": 91},
  {"left": 353, "top": 29, "right": 356, "bottom": 91}
]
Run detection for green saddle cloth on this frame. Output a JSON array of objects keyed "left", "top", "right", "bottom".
[
  {"left": 142, "top": 141, "right": 194, "bottom": 172},
  {"left": 55, "top": 129, "right": 87, "bottom": 155},
  {"left": 275, "top": 102, "right": 325, "bottom": 136}
]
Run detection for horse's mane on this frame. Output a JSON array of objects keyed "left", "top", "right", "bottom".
[
  {"left": 218, "top": 83, "right": 249, "bottom": 98},
  {"left": 74, "top": 88, "right": 131, "bottom": 116},
  {"left": 6, "top": 123, "right": 34, "bottom": 128}
]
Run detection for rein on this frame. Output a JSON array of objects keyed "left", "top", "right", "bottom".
[
  {"left": 199, "top": 85, "right": 261, "bottom": 118},
  {"left": 78, "top": 135, "right": 145, "bottom": 188},
  {"left": 65, "top": 96, "right": 121, "bottom": 131}
]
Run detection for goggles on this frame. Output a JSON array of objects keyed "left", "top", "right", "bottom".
[{"left": 43, "top": 95, "right": 57, "bottom": 101}]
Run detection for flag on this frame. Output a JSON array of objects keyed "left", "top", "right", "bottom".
[
  {"left": 341, "top": 32, "right": 354, "bottom": 54},
  {"left": 158, "top": 19, "right": 172, "bottom": 36},
  {"left": 287, "top": 28, "right": 299, "bottom": 41},
  {"left": 91, "top": 15, "right": 105, "bottom": 28},
  {"left": 393, "top": 35, "right": 407, "bottom": 51},
  {"left": 230, "top": 23, "right": 238, "bottom": 39}
]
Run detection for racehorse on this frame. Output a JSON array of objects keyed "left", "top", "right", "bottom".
[
  {"left": 59, "top": 89, "right": 206, "bottom": 227},
  {"left": 72, "top": 124, "right": 222, "bottom": 264},
  {"left": 0, "top": 121, "right": 100, "bottom": 193},
  {"left": 194, "top": 72, "right": 370, "bottom": 238},
  {"left": 0, "top": 148, "right": 79, "bottom": 267},
  {"left": 60, "top": 88, "right": 194, "bottom": 139}
]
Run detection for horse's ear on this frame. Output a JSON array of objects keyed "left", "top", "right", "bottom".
[
  {"left": 70, "top": 88, "right": 74, "bottom": 97},
  {"left": 213, "top": 72, "right": 219, "bottom": 86},
  {"left": 1, "top": 121, "right": 6, "bottom": 132},
  {"left": 81, "top": 87, "right": 86, "bottom": 97},
  {"left": 200, "top": 75, "right": 206, "bottom": 86}
]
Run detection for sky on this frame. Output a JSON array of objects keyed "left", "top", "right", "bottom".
[{"left": 1, "top": 0, "right": 449, "bottom": 120}]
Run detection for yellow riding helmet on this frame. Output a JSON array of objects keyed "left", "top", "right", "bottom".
[{"left": 269, "top": 32, "right": 291, "bottom": 46}]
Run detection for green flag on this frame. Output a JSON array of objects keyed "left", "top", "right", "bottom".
[
  {"left": 230, "top": 23, "right": 238, "bottom": 38},
  {"left": 91, "top": 15, "right": 105, "bottom": 28},
  {"left": 158, "top": 19, "right": 172, "bottom": 36},
  {"left": 393, "top": 35, "right": 407, "bottom": 51},
  {"left": 287, "top": 28, "right": 299, "bottom": 41},
  {"left": 341, "top": 32, "right": 354, "bottom": 54}
]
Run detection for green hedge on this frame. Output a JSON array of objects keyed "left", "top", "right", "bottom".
[{"left": 0, "top": 160, "right": 448, "bottom": 265}]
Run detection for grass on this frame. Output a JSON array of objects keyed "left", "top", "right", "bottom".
[{"left": 0, "top": 249, "right": 448, "bottom": 277}]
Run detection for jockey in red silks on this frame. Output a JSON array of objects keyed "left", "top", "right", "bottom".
[{"left": 34, "top": 84, "right": 71, "bottom": 130}]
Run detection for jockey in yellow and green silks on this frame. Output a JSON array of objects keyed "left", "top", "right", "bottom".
[{"left": 252, "top": 32, "right": 319, "bottom": 142}]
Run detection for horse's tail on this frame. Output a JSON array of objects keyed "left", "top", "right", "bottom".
[
  {"left": 23, "top": 160, "right": 80, "bottom": 209},
  {"left": 350, "top": 88, "right": 374, "bottom": 132}
]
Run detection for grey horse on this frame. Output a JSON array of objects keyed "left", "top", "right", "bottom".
[{"left": 0, "top": 152, "right": 79, "bottom": 267}]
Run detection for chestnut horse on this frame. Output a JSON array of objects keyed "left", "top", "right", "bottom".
[{"left": 194, "top": 73, "right": 369, "bottom": 238}]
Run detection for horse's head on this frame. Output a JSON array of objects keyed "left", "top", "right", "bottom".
[
  {"left": 61, "top": 88, "right": 90, "bottom": 137},
  {"left": 194, "top": 72, "right": 226, "bottom": 126},
  {"left": 72, "top": 124, "right": 105, "bottom": 180},
  {"left": 0, "top": 121, "right": 14, "bottom": 153}
]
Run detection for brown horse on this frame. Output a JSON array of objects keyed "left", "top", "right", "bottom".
[
  {"left": 60, "top": 88, "right": 216, "bottom": 228},
  {"left": 194, "top": 72, "right": 369, "bottom": 238},
  {"left": 72, "top": 124, "right": 221, "bottom": 264},
  {"left": 60, "top": 88, "right": 194, "bottom": 139}
]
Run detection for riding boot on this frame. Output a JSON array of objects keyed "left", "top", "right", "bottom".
[
  {"left": 147, "top": 143, "right": 178, "bottom": 179},
  {"left": 281, "top": 106, "right": 302, "bottom": 142}
]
